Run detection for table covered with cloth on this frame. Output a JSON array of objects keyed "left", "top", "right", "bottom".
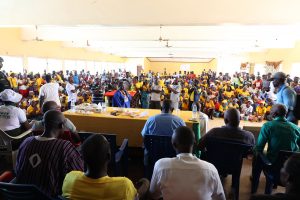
[{"left": 64, "top": 107, "right": 200, "bottom": 155}]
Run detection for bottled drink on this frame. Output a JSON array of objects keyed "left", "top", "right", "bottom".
[
  {"left": 192, "top": 103, "right": 197, "bottom": 119},
  {"left": 70, "top": 101, "right": 75, "bottom": 112}
]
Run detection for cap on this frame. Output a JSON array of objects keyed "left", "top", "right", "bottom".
[
  {"left": 269, "top": 72, "right": 286, "bottom": 81},
  {"left": 0, "top": 89, "right": 22, "bottom": 103}
]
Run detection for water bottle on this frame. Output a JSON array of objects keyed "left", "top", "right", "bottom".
[
  {"left": 70, "top": 101, "right": 75, "bottom": 112},
  {"left": 192, "top": 103, "right": 197, "bottom": 119}
]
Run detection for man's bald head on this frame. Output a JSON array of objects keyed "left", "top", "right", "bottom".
[
  {"left": 42, "top": 101, "right": 59, "bottom": 113},
  {"left": 43, "top": 110, "right": 65, "bottom": 135},
  {"left": 270, "top": 104, "right": 287, "bottom": 118},
  {"left": 224, "top": 108, "right": 240, "bottom": 127},
  {"left": 172, "top": 126, "right": 195, "bottom": 154}
]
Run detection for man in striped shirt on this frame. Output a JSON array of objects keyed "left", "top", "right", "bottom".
[{"left": 15, "top": 110, "right": 83, "bottom": 197}]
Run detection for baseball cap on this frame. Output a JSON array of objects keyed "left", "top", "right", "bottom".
[{"left": 269, "top": 72, "right": 286, "bottom": 81}]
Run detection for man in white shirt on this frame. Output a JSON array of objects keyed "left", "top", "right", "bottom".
[
  {"left": 65, "top": 77, "right": 77, "bottom": 109},
  {"left": 0, "top": 89, "right": 30, "bottom": 136},
  {"left": 150, "top": 126, "right": 225, "bottom": 200},
  {"left": 39, "top": 74, "right": 61, "bottom": 107},
  {"left": 150, "top": 78, "right": 162, "bottom": 109},
  {"left": 168, "top": 78, "right": 181, "bottom": 110}
]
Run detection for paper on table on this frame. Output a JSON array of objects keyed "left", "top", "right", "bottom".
[{"left": 139, "top": 111, "right": 149, "bottom": 118}]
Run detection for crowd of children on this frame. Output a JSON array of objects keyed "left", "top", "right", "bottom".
[{"left": 2, "top": 68, "right": 300, "bottom": 122}]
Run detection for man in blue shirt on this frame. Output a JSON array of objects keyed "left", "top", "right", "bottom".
[
  {"left": 141, "top": 99, "right": 186, "bottom": 166},
  {"left": 141, "top": 99, "right": 186, "bottom": 137},
  {"left": 270, "top": 72, "right": 298, "bottom": 125}
]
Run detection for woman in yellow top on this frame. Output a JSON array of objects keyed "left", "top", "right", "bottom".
[
  {"left": 26, "top": 98, "right": 41, "bottom": 119},
  {"left": 223, "top": 87, "right": 235, "bottom": 99},
  {"left": 35, "top": 74, "right": 43, "bottom": 91},
  {"left": 8, "top": 73, "right": 18, "bottom": 91},
  {"left": 204, "top": 97, "right": 215, "bottom": 119},
  {"left": 181, "top": 90, "right": 189, "bottom": 110}
]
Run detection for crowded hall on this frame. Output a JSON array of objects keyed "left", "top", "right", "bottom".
[{"left": 0, "top": 1, "right": 300, "bottom": 200}]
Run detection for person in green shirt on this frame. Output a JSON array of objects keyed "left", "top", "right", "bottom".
[{"left": 251, "top": 103, "right": 300, "bottom": 194}]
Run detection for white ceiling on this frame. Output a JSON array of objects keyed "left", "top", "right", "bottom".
[
  {"left": 147, "top": 58, "right": 213, "bottom": 63},
  {"left": 20, "top": 25, "right": 300, "bottom": 59},
  {"left": 2, "top": 0, "right": 300, "bottom": 60},
  {"left": 1, "top": 0, "right": 300, "bottom": 25}
]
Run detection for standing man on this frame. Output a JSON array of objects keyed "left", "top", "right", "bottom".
[
  {"left": 39, "top": 74, "right": 61, "bottom": 108},
  {"left": 270, "top": 72, "right": 298, "bottom": 124},
  {"left": 168, "top": 78, "right": 181, "bottom": 110},
  {"left": 66, "top": 76, "right": 77, "bottom": 109},
  {"left": 150, "top": 77, "right": 162, "bottom": 109},
  {"left": 0, "top": 57, "right": 11, "bottom": 93},
  {"left": 112, "top": 81, "right": 131, "bottom": 108}
]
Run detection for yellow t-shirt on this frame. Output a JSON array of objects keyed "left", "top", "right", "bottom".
[
  {"left": 8, "top": 77, "right": 18, "bottom": 88},
  {"left": 235, "top": 88, "right": 243, "bottom": 95},
  {"left": 62, "top": 171, "right": 137, "bottom": 200},
  {"left": 36, "top": 78, "right": 43, "bottom": 89},
  {"left": 266, "top": 105, "right": 272, "bottom": 113},
  {"left": 256, "top": 106, "right": 266, "bottom": 116},
  {"left": 223, "top": 91, "right": 235, "bottom": 98},
  {"left": 27, "top": 105, "right": 40, "bottom": 115},
  {"left": 205, "top": 100, "right": 215, "bottom": 109},
  {"left": 240, "top": 91, "right": 250, "bottom": 97}
]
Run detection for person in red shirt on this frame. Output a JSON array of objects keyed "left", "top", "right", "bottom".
[{"left": 253, "top": 76, "right": 263, "bottom": 90}]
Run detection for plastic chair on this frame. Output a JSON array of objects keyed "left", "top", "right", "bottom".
[
  {"left": 32, "top": 130, "right": 81, "bottom": 147},
  {"left": 200, "top": 138, "right": 253, "bottom": 200},
  {"left": 0, "top": 129, "right": 32, "bottom": 171},
  {"left": 0, "top": 182, "right": 54, "bottom": 200},
  {"left": 253, "top": 150, "right": 299, "bottom": 194},
  {"left": 143, "top": 134, "right": 176, "bottom": 179},
  {"left": 78, "top": 132, "right": 128, "bottom": 176},
  {"left": 242, "top": 126, "right": 261, "bottom": 142}
]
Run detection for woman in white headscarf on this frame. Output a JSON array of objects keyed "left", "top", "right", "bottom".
[{"left": 0, "top": 89, "right": 30, "bottom": 136}]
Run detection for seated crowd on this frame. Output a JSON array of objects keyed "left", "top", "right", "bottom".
[{"left": 0, "top": 56, "right": 300, "bottom": 199}]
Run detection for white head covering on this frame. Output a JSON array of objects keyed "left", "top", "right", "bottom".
[{"left": 0, "top": 89, "right": 22, "bottom": 103}]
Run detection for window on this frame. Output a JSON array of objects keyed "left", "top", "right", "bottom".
[
  {"left": 27, "top": 57, "right": 47, "bottom": 74},
  {"left": 76, "top": 60, "right": 86, "bottom": 72},
  {"left": 291, "top": 63, "right": 300, "bottom": 78},
  {"left": 0, "top": 56, "right": 24, "bottom": 74},
  {"left": 64, "top": 60, "right": 77, "bottom": 73},
  {"left": 254, "top": 64, "right": 266, "bottom": 76},
  {"left": 47, "top": 59, "right": 63, "bottom": 73}
]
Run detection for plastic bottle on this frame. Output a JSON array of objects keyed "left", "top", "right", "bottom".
[
  {"left": 70, "top": 101, "right": 75, "bottom": 112},
  {"left": 192, "top": 103, "right": 197, "bottom": 119}
]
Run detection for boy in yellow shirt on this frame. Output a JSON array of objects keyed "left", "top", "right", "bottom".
[
  {"left": 255, "top": 101, "right": 267, "bottom": 122},
  {"left": 62, "top": 134, "right": 149, "bottom": 200}
]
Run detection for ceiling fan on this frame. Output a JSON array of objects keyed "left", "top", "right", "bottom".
[
  {"left": 165, "top": 40, "right": 172, "bottom": 48},
  {"left": 29, "top": 25, "right": 44, "bottom": 42},
  {"left": 158, "top": 25, "right": 169, "bottom": 42}
]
